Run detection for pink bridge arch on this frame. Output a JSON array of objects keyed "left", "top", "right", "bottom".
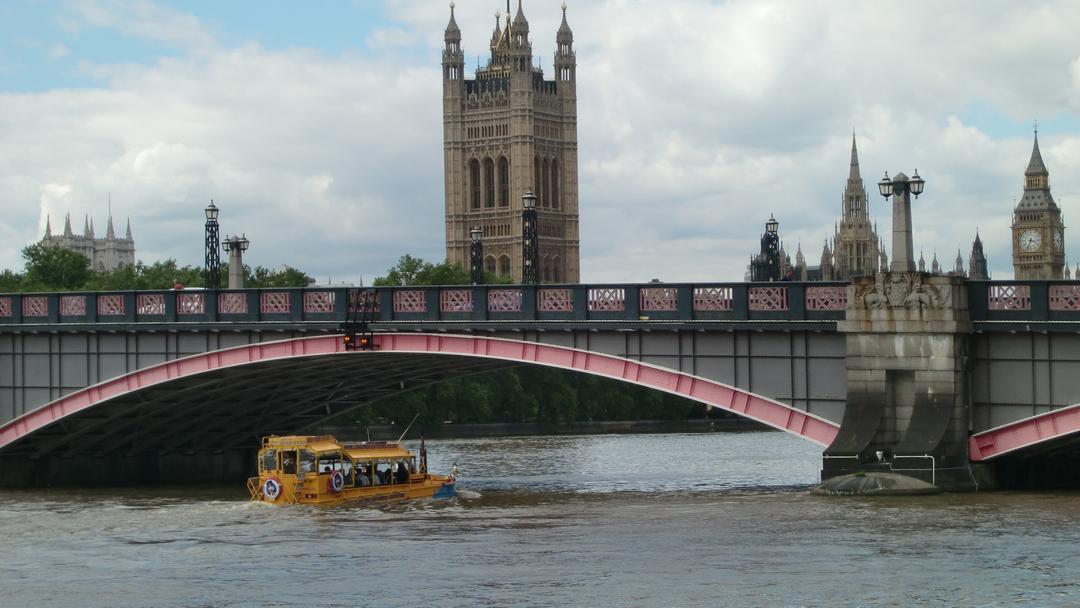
[
  {"left": 970, "top": 403, "right": 1080, "bottom": 461},
  {"left": 0, "top": 333, "right": 839, "bottom": 451}
]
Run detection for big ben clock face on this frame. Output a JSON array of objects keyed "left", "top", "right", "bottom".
[
  {"left": 1054, "top": 231, "right": 1064, "bottom": 252},
  {"left": 1020, "top": 229, "right": 1042, "bottom": 252}
]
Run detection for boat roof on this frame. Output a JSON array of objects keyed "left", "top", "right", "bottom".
[{"left": 262, "top": 435, "right": 413, "bottom": 459}]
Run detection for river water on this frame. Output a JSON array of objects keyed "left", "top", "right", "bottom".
[{"left": 3, "top": 431, "right": 1080, "bottom": 607}]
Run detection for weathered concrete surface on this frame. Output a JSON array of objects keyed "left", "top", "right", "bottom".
[{"left": 811, "top": 472, "right": 941, "bottom": 496}]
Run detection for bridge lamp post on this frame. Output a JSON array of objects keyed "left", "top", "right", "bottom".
[
  {"left": 204, "top": 201, "right": 221, "bottom": 289},
  {"left": 470, "top": 226, "right": 484, "bottom": 285},
  {"left": 765, "top": 214, "right": 780, "bottom": 282},
  {"left": 522, "top": 190, "right": 539, "bottom": 284},
  {"left": 222, "top": 234, "right": 250, "bottom": 289},
  {"left": 877, "top": 170, "right": 925, "bottom": 272}
]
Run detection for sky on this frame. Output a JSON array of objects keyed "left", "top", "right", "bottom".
[{"left": 2, "top": 0, "right": 1080, "bottom": 283}]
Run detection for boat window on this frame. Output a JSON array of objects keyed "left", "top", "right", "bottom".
[
  {"left": 318, "top": 452, "right": 344, "bottom": 474},
  {"left": 282, "top": 451, "right": 297, "bottom": 475},
  {"left": 299, "top": 450, "right": 316, "bottom": 474},
  {"left": 375, "top": 462, "right": 392, "bottom": 485},
  {"left": 260, "top": 449, "right": 277, "bottom": 472}
]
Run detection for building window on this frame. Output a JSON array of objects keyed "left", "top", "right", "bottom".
[
  {"left": 469, "top": 160, "right": 481, "bottom": 209},
  {"left": 484, "top": 158, "right": 495, "bottom": 208},
  {"left": 499, "top": 255, "right": 511, "bottom": 277},
  {"left": 551, "top": 159, "right": 560, "bottom": 209},
  {"left": 499, "top": 157, "right": 509, "bottom": 207},
  {"left": 541, "top": 159, "right": 550, "bottom": 207},
  {"left": 485, "top": 256, "right": 496, "bottom": 274}
]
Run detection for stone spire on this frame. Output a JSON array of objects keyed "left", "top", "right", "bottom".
[
  {"left": 918, "top": 250, "right": 926, "bottom": 273},
  {"left": 954, "top": 249, "right": 965, "bottom": 276},
  {"left": 931, "top": 251, "right": 940, "bottom": 275},
  {"left": 445, "top": 2, "right": 461, "bottom": 42},
  {"left": 557, "top": 3, "right": 573, "bottom": 42},
  {"left": 106, "top": 214, "right": 115, "bottom": 239},
  {"left": 512, "top": 0, "right": 529, "bottom": 33},
  {"left": 1025, "top": 128, "right": 1049, "bottom": 179},
  {"left": 44, "top": 214, "right": 52, "bottom": 238},
  {"left": 84, "top": 215, "right": 92, "bottom": 238},
  {"left": 969, "top": 231, "right": 989, "bottom": 280},
  {"left": 125, "top": 217, "right": 133, "bottom": 240},
  {"left": 63, "top": 213, "right": 73, "bottom": 237}
]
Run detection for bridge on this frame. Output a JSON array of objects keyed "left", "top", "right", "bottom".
[{"left": 1, "top": 277, "right": 1079, "bottom": 489}]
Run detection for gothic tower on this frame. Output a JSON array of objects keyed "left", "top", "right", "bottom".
[
  {"left": 442, "top": 1, "right": 581, "bottom": 283},
  {"left": 1011, "top": 129, "right": 1065, "bottom": 279},
  {"left": 831, "top": 134, "right": 880, "bottom": 279},
  {"left": 969, "top": 231, "right": 989, "bottom": 280}
]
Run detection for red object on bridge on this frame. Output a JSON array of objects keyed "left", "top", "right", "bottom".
[{"left": 0, "top": 334, "right": 840, "bottom": 452}]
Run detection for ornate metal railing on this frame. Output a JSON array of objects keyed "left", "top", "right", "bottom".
[
  {"left": 0, "top": 282, "right": 849, "bottom": 326},
  {"left": 1, "top": 281, "right": 1077, "bottom": 327}
]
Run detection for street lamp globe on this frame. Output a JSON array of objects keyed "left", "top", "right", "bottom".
[
  {"left": 878, "top": 172, "right": 893, "bottom": 199},
  {"left": 766, "top": 214, "right": 779, "bottom": 235},
  {"left": 522, "top": 190, "right": 537, "bottom": 210},
  {"left": 910, "top": 169, "right": 925, "bottom": 198},
  {"left": 239, "top": 234, "right": 250, "bottom": 251},
  {"left": 205, "top": 200, "right": 219, "bottom": 221},
  {"left": 470, "top": 226, "right": 483, "bottom": 243}
]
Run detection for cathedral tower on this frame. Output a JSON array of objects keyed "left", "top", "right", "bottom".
[
  {"left": 831, "top": 134, "right": 880, "bottom": 279},
  {"left": 1011, "top": 129, "right": 1065, "bottom": 279},
  {"left": 442, "top": 1, "right": 581, "bottom": 283}
]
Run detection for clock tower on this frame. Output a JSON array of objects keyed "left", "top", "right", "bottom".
[{"left": 1011, "top": 130, "right": 1065, "bottom": 279}]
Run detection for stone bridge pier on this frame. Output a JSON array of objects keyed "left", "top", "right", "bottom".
[{"left": 823, "top": 272, "right": 975, "bottom": 490}]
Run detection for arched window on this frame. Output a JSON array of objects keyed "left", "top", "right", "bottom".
[
  {"left": 551, "top": 159, "right": 560, "bottom": 209},
  {"left": 485, "top": 256, "right": 496, "bottom": 275},
  {"left": 534, "top": 157, "right": 542, "bottom": 208},
  {"left": 484, "top": 158, "right": 495, "bottom": 208},
  {"left": 552, "top": 256, "right": 562, "bottom": 283},
  {"left": 541, "top": 159, "right": 550, "bottom": 207},
  {"left": 499, "top": 157, "right": 509, "bottom": 207},
  {"left": 469, "top": 160, "right": 480, "bottom": 210},
  {"left": 498, "top": 255, "right": 511, "bottom": 277},
  {"left": 542, "top": 256, "right": 551, "bottom": 282}
]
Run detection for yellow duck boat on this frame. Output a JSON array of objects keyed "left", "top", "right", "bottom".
[{"left": 248, "top": 435, "right": 457, "bottom": 505}]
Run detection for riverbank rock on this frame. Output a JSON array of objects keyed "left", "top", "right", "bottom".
[{"left": 811, "top": 472, "right": 942, "bottom": 496}]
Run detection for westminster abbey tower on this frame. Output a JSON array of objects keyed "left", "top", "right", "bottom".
[{"left": 442, "top": 1, "right": 581, "bottom": 283}]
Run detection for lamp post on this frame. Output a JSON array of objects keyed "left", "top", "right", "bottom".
[
  {"left": 204, "top": 200, "right": 220, "bottom": 289},
  {"left": 470, "top": 226, "right": 484, "bottom": 285},
  {"left": 877, "top": 169, "right": 925, "bottom": 272},
  {"left": 751, "top": 215, "right": 781, "bottom": 281},
  {"left": 765, "top": 214, "right": 780, "bottom": 281},
  {"left": 222, "top": 234, "right": 251, "bottom": 289},
  {"left": 521, "top": 190, "right": 539, "bottom": 284}
]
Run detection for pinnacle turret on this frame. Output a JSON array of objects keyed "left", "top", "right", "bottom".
[
  {"left": 106, "top": 215, "right": 115, "bottom": 239},
  {"left": 63, "top": 213, "right": 73, "bottom": 237},
  {"left": 44, "top": 215, "right": 52, "bottom": 238},
  {"left": 1025, "top": 129, "right": 1048, "bottom": 178},
  {"left": 849, "top": 131, "right": 861, "bottom": 182},
  {"left": 557, "top": 3, "right": 573, "bottom": 42},
  {"left": 125, "top": 217, "right": 132, "bottom": 240},
  {"left": 444, "top": 2, "right": 461, "bottom": 42},
  {"left": 84, "top": 215, "right": 92, "bottom": 238}
]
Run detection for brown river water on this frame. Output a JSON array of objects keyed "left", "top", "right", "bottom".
[{"left": 2, "top": 432, "right": 1080, "bottom": 607}]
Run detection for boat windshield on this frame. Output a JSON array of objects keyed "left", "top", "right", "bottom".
[
  {"left": 299, "top": 450, "right": 316, "bottom": 474},
  {"left": 260, "top": 449, "right": 276, "bottom": 473}
]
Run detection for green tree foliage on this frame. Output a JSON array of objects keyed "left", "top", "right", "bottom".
[
  {"left": 21, "top": 244, "right": 92, "bottom": 291},
  {"left": 246, "top": 265, "right": 313, "bottom": 288},
  {"left": 373, "top": 254, "right": 510, "bottom": 286}
]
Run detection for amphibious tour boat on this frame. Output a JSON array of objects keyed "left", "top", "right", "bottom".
[{"left": 248, "top": 435, "right": 457, "bottom": 505}]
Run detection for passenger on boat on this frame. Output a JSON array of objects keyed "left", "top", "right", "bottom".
[
  {"left": 395, "top": 461, "right": 410, "bottom": 484},
  {"left": 378, "top": 465, "right": 391, "bottom": 486},
  {"left": 357, "top": 466, "right": 371, "bottom": 487}
]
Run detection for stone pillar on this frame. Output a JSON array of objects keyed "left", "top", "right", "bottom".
[
  {"left": 228, "top": 247, "right": 244, "bottom": 289},
  {"left": 890, "top": 175, "right": 915, "bottom": 272},
  {"left": 822, "top": 272, "right": 974, "bottom": 491}
]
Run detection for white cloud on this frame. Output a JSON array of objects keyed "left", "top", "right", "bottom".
[{"left": 2, "top": 0, "right": 1080, "bottom": 283}]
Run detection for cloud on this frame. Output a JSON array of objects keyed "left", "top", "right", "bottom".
[
  {"left": 49, "top": 44, "right": 70, "bottom": 59},
  {"left": 70, "top": 0, "right": 217, "bottom": 50},
  {"left": 2, "top": 0, "right": 1080, "bottom": 284}
]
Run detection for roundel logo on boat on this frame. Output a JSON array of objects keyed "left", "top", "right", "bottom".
[
  {"left": 263, "top": 477, "right": 282, "bottom": 501},
  {"left": 329, "top": 470, "right": 345, "bottom": 493}
]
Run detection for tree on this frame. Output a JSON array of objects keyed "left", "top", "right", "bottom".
[
  {"left": 21, "top": 244, "right": 92, "bottom": 291},
  {"left": 373, "top": 254, "right": 509, "bottom": 286},
  {"left": 247, "top": 265, "right": 313, "bottom": 288}
]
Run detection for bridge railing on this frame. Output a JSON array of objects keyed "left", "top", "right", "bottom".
[
  {"left": 0, "top": 282, "right": 851, "bottom": 326},
  {"left": 967, "top": 280, "right": 1080, "bottom": 323}
]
